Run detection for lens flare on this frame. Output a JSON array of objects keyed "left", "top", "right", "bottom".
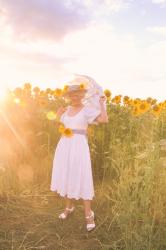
[{"left": 0, "top": 89, "right": 7, "bottom": 103}]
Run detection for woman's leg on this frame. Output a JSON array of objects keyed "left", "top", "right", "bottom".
[
  {"left": 83, "top": 200, "right": 95, "bottom": 224},
  {"left": 62, "top": 197, "right": 75, "bottom": 217},
  {"left": 65, "top": 197, "right": 74, "bottom": 208}
]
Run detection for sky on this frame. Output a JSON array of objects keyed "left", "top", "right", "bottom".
[{"left": 0, "top": 0, "right": 166, "bottom": 101}]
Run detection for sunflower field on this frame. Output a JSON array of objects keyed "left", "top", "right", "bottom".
[{"left": 0, "top": 82, "right": 165, "bottom": 250}]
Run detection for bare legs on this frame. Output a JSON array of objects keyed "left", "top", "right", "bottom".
[
  {"left": 65, "top": 197, "right": 74, "bottom": 208},
  {"left": 62, "top": 197, "right": 94, "bottom": 224},
  {"left": 61, "top": 197, "right": 75, "bottom": 217},
  {"left": 83, "top": 199, "right": 95, "bottom": 224},
  {"left": 83, "top": 199, "right": 91, "bottom": 216}
]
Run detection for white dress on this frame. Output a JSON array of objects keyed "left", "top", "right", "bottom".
[{"left": 50, "top": 105, "right": 101, "bottom": 200}]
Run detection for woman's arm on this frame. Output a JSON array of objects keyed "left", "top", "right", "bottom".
[
  {"left": 55, "top": 106, "right": 67, "bottom": 122},
  {"left": 95, "top": 96, "right": 109, "bottom": 123}
]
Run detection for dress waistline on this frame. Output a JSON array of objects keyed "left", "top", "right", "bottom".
[
  {"left": 72, "top": 129, "right": 87, "bottom": 135},
  {"left": 61, "top": 129, "right": 88, "bottom": 139}
]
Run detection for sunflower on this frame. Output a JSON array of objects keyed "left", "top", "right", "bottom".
[
  {"left": 79, "top": 83, "right": 87, "bottom": 90},
  {"left": 62, "top": 85, "right": 69, "bottom": 94},
  {"left": 137, "top": 101, "right": 151, "bottom": 114},
  {"left": 112, "top": 95, "right": 121, "bottom": 104},
  {"left": 58, "top": 124, "right": 65, "bottom": 134},
  {"left": 45, "top": 88, "right": 52, "bottom": 94},
  {"left": 53, "top": 88, "right": 63, "bottom": 97},
  {"left": 127, "top": 98, "right": 134, "bottom": 106},
  {"left": 24, "top": 83, "right": 32, "bottom": 90},
  {"left": 163, "top": 100, "right": 166, "bottom": 108},
  {"left": 151, "top": 99, "right": 157, "bottom": 105},
  {"left": 133, "top": 99, "right": 140, "bottom": 106},
  {"left": 14, "top": 87, "right": 23, "bottom": 98},
  {"left": 63, "top": 128, "right": 74, "bottom": 137},
  {"left": 33, "top": 86, "right": 40, "bottom": 94},
  {"left": 131, "top": 106, "right": 140, "bottom": 116},
  {"left": 104, "top": 89, "right": 111, "bottom": 98},
  {"left": 146, "top": 97, "right": 153, "bottom": 104},
  {"left": 58, "top": 124, "right": 73, "bottom": 137},
  {"left": 151, "top": 104, "right": 162, "bottom": 117},
  {"left": 123, "top": 96, "right": 130, "bottom": 105}
]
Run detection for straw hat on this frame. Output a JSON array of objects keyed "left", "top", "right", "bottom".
[
  {"left": 62, "top": 76, "right": 89, "bottom": 97},
  {"left": 62, "top": 74, "right": 106, "bottom": 112}
]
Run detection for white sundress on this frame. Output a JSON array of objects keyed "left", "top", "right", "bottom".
[{"left": 50, "top": 105, "right": 101, "bottom": 200}]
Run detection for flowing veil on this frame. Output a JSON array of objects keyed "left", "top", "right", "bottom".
[{"left": 73, "top": 74, "right": 107, "bottom": 111}]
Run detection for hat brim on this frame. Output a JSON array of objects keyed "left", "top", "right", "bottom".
[{"left": 62, "top": 89, "right": 88, "bottom": 97}]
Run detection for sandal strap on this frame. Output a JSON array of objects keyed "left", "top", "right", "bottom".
[
  {"left": 87, "top": 223, "right": 95, "bottom": 227},
  {"left": 59, "top": 213, "right": 66, "bottom": 219},
  {"left": 65, "top": 206, "right": 75, "bottom": 212},
  {"left": 85, "top": 210, "right": 94, "bottom": 219}
]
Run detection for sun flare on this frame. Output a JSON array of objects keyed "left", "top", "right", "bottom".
[{"left": 0, "top": 88, "right": 8, "bottom": 103}]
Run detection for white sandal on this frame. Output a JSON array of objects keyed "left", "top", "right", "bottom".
[
  {"left": 58, "top": 206, "right": 75, "bottom": 219},
  {"left": 85, "top": 210, "right": 96, "bottom": 231}
]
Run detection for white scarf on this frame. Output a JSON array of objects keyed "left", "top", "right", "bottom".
[{"left": 70, "top": 74, "right": 107, "bottom": 111}]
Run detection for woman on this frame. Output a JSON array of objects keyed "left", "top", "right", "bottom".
[{"left": 50, "top": 80, "right": 108, "bottom": 232}]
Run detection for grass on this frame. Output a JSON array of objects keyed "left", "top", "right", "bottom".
[
  {"left": 1, "top": 177, "right": 165, "bottom": 250},
  {"left": 1, "top": 88, "right": 166, "bottom": 249},
  {"left": 0, "top": 185, "right": 117, "bottom": 250}
]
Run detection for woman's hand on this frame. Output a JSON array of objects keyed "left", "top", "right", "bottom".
[
  {"left": 56, "top": 106, "right": 67, "bottom": 117},
  {"left": 99, "top": 95, "right": 106, "bottom": 105}
]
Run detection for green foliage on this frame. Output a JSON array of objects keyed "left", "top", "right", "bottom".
[{"left": 0, "top": 86, "right": 166, "bottom": 249}]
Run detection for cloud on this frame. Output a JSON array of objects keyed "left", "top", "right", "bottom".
[
  {"left": 147, "top": 26, "right": 166, "bottom": 36},
  {"left": 100, "top": 0, "right": 132, "bottom": 12},
  {"left": 83, "top": 0, "right": 132, "bottom": 12},
  {"left": 152, "top": 0, "right": 166, "bottom": 6},
  {"left": 0, "top": 0, "right": 133, "bottom": 42},
  {"left": 0, "top": 0, "right": 91, "bottom": 41},
  {"left": 58, "top": 24, "right": 166, "bottom": 100},
  {"left": 0, "top": 22, "right": 165, "bottom": 101}
]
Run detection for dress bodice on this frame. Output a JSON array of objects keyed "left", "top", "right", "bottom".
[
  {"left": 60, "top": 105, "right": 101, "bottom": 130},
  {"left": 60, "top": 106, "right": 88, "bottom": 130}
]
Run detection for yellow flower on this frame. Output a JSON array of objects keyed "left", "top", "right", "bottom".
[
  {"left": 151, "top": 104, "right": 162, "bottom": 117},
  {"left": 146, "top": 97, "right": 153, "bottom": 104},
  {"left": 127, "top": 98, "right": 134, "bottom": 106},
  {"left": 137, "top": 101, "right": 151, "bottom": 114},
  {"left": 64, "top": 128, "right": 73, "bottom": 137},
  {"left": 131, "top": 106, "right": 140, "bottom": 116},
  {"left": 58, "top": 124, "right": 65, "bottom": 134},
  {"left": 79, "top": 83, "right": 87, "bottom": 90},
  {"left": 62, "top": 85, "right": 69, "bottom": 95},
  {"left": 151, "top": 99, "right": 157, "bottom": 105},
  {"left": 123, "top": 96, "right": 130, "bottom": 105},
  {"left": 104, "top": 89, "right": 111, "bottom": 98},
  {"left": 46, "top": 88, "right": 52, "bottom": 94},
  {"left": 112, "top": 95, "right": 121, "bottom": 104},
  {"left": 53, "top": 88, "right": 63, "bottom": 97},
  {"left": 14, "top": 87, "right": 23, "bottom": 98},
  {"left": 33, "top": 86, "right": 40, "bottom": 94},
  {"left": 133, "top": 99, "right": 140, "bottom": 106},
  {"left": 58, "top": 124, "right": 73, "bottom": 137},
  {"left": 163, "top": 100, "right": 166, "bottom": 108},
  {"left": 24, "top": 83, "right": 32, "bottom": 90}
]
